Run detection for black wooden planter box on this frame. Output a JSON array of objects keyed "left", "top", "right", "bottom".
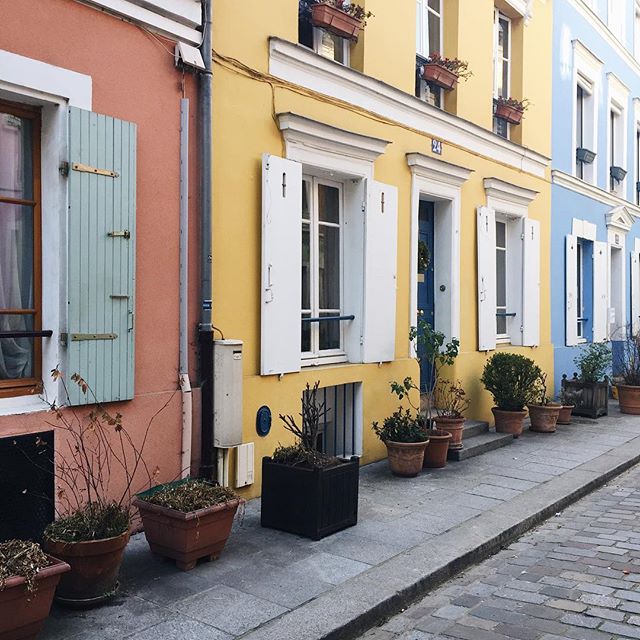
[
  {"left": 260, "top": 456, "right": 359, "bottom": 540},
  {"left": 562, "top": 376, "right": 609, "bottom": 418}
]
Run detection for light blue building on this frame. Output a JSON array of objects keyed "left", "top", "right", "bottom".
[{"left": 551, "top": 0, "right": 640, "bottom": 389}]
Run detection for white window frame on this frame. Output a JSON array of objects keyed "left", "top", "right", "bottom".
[
  {"left": 608, "top": 0, "right": 626, "bottom": 43},
  {"left": 312, "top": 27, "right": 350, "bottom": 66},
  {"left": 301, "top": 175, "right": 347, "bottom": 366},
  {"left": 606, "top": 206, "right": 634, "bottom": 340},
  {"left": 495, "top": 218, "right": 509, "bottom": 341},
  {"left": 576, "top": 239, "right": 586, "bottom": 341},
  {"left": 607, "top": 73, "right": 629, "bottom": 199},
  {"left": 493, "top": 9, "right": 512, "bottom": 139},
  {"left": 416, "top": 0, "right": 443, "bottom": 58}
]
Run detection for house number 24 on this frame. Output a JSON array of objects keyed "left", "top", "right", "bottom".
[{"left": 431, "top": 139, "right": 443, "bottom": 155}]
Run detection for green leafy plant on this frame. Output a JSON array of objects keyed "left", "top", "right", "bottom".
[
  {"left": 427, "top": 52, "right": 472, "bottom": 80},
  {"left": 0, "top": 540, "right": 50, "bottom": 595},
  {"left": 615, "top": 326, "right": 640, "bottom": 386},
  {"left": 372, "top": 408, "right": 429, "bottom": 444},
  {"left": 435, "top": 379, "right": 469, "bottom": 418},
  {"left": 481, "top": 352, "right": 542, "bottom": 411},
  {"left": 574, "top": 342, "right": 612, "bottom": 383}
]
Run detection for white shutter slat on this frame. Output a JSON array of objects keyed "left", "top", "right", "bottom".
[
  {"left": 477, "top": 206, "right": 496, "bottom": 351},
  {"left": 632, "top": 248, "right": 640, "bottom": 335},
  {"left": 593, "top": 240, "right": 608, "bottom": 343},
  {"left": 260, "top": 154, "right": 302, "bottom": 375},
  {"left": 522, "top": 218, "right": 540, "bottom": 346},
  {"left": 362, "top": 181, "right": 398, "bottom": 363},
  {"left": 565, "top": 235, "right": 578, "bottom": 347}
]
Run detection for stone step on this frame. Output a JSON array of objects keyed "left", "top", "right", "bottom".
[
  {"left": 448, "top": 430, "right": 513, "bottom": 462},
  {"left": 462, "top": 420, "right": 489, "bottom": 438}
]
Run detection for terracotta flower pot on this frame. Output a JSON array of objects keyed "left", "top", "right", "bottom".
[
  {"left": 557, "top": 405, "right": 575, "bottom": 425},
  {"left": 134, "top": 496, "right": 243, "bottom": 571},
  {"left": 384, "top": 440, "right": 428, "bottom": 477},
  {"left": 310, "top": 3, "right": 362, "bottom": 40},
  {"left": 617, "top": 384, "right": 640, "bottom": 415},
  {"left": 423, "top": 430, "right": 452, "bottom": 469},
  {"left": 492, "top": 408, "right": 527, "bottom": 438},
  {"left": 433, "top": 416, "right": 465, "bottom": 450},
  {"left": 527, "top": 404, "right": 561, "bottom": 433},
  {"left": 495, "top": 102, "right": 524, "bottom": 125},
  {"left": 422, "top": 63, "right": 458, "bottom": 90},
  {"left": 43, "top": 530, "right": 129, "bottom": 607},
  {"left": 0, "top": 555, "right": 69, "bottom": 640}
]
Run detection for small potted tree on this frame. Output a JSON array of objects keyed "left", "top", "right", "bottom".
[
  {"left": 433, "top": 379, "right": 469, "bottom": 451},
  {"left": 562, "top": 342, "right": 611, "bottom": 418},
  {"left": 421, "top": 53, "right": 472, "bottom": 91},
  {"left": 372, "top": 408, "right": 430, "bottom": 477},
  {"left": 134, "top": 480, "right": 244, "bottom": 571},
  {"left": 614, "top": 327, "right": 640, "bottom": 414},
  {"left": 481, "top": 353, "right": 542, "bottom": 438},
  {"left": 0, "top": 540, "right": 69, "bottom": 639},
  {"left": 309, "top": 0, "right": 373, "bottom": 40},
  {"left": 494, "top": 97, "right": 530, "bottom": 125},
  {"left": 261, "top": 382, "right": 359, "bottom": 540},
  {"left": 527, "top": 373, "right": 561, "bottom": 433}
]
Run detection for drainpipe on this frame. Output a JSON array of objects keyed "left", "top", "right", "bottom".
[
  {"left": 179, "top": 98, "right": 192, "bottom": 479},
  {"left": 198, "top": 0, "right": 215, "bottom": 480}
]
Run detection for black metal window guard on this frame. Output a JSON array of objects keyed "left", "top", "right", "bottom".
[
  {"left": 317, "top": 382, "right": 359, "bottom": 459},
  {"left": 495, "top": 312, "right": 516, "bottom": 318},
  {"left": 302, "top": 315, "right": 355, "bottom": 324},
  {"left": 0, "top": 330, "right": 53, "bottom": 339}
]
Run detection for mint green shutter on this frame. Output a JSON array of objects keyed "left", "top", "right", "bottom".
[{"left": 66, "top": 107, "right": 136, "bottom": 405}]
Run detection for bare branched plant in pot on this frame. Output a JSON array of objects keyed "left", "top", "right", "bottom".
[
  {"left": 527, "top": 373, "right": 561, "bottom": 433},
  {"left": 481, "top": 353, "right": 542, "bottom": 438},
  {"left": 261, "top": 381, "right": 359, "bottom": 540},
  {"left": 614, "top": 326, "right": 640, "bottom": 414},
  {"left": 562, "top": 342, "right": 611, "bottom": 418},
  {"left": 434, "top": 379, "right": 470, "bottom": 451}
]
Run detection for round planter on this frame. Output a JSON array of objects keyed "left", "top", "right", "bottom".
[
  {"left": 384, "top": 440, "right": 428, "bottom": 478},
  {"left": 423, "top": 430, "right": 452, "bottom": 469},
  {"left": 492, "top": 408, "right": 527, "bottom": 438},
  {"left": 557, "top": 405, "right": 575, "bottom": 425},
  {"left": 527, "top": 404, "right": 561, "bottom": 433},
  {"left": 616, "top": 384, "right": 640, "bottom": 415},
  {"left": 43, "top": 530, "right": 129, "bottom": 607},
  {"left": 433, "top": 416, "right": 465, "bottom": 450},
  {"left": 0, "top": 555, "right": 69, "bottom": 640}
]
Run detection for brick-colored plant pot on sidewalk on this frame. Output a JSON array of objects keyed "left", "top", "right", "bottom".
[
  {"left": 0, "top": 556, "right": 69, "bottom": 640},
  {"left": 433, "top": 416, "right": 464, "bottom": 450},
  {"left": 616, "top": 385, "right": 640, "bottom": 415},
  {"left": 385, "top": 440, "right": 429, "bottom": 477},
  {"left": 423, "top": 430, "right": 452, "bottom": 469},
  {"left": 133, "top": 496, "right": 243, "bottom": 571},
  {"left": 557, "top": 405, "right": 575, "bottom": 425},
  {"left": 310, "top": 3, "right": 362, "bottom": 39},
  {"left": 492, "top": 408, "right": 527, "bottom": 438},
  {"left": 528, "top": 404, "right": 561, "bottom": 433},
  {"left": 44, "top": 531, "right": 129, "bottom": 607}
]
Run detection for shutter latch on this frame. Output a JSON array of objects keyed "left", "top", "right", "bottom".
[
  {"left": 59, "top": 161, "right": 69, "bottom": 177},
  {"left": 107, "top": 230, "right": 131, "bottom": 239}
]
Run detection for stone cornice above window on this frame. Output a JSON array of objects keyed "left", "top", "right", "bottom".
[
  {"left": 504, "top": 0, "right": 534, "bottom": 22},
  {"left": 573, "top": 40, "right": 603, "bottom": 85},
  {"left": 406, "top": 153, "right": 473, "bottom": 188},
  {"left": 608, "top": 72, "right": 630, "bottom": 109},
  {"left": 606, "top": 205, "right": 635, "bottom": 232},
  {"left": 484, "top": 177, "right": 538, "bottom": 218}
]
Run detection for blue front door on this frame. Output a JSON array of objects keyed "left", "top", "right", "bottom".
[{"left": 417, "top": 201, "right": 435, "bottom": 392}]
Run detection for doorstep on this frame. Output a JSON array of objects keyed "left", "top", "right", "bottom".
[{"left": 42, "top": 403, "right": 640, "bottom": 640}]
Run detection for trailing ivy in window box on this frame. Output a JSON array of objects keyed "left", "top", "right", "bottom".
[
  {"left": 421, "top": 53, "right": 472, "bottom": 91},
  {"left": 610, "top": 165, "right": 627, "bottom": 183},
  {"left": 576, "top": 147, "right": 596, "bottom": 164},
  {"left": 309, "top": 1, "right": 373, "bottom": 41},
  {"left": 494, "top": 97, "right": 530, "bottom": 125}
]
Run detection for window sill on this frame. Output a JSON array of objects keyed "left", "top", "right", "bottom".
[
  {"left": 302, "top": 354, "right": 349, "bottom": 368},
  {"left": 0, "top": 394, "right": 50, "bottom": 417}
]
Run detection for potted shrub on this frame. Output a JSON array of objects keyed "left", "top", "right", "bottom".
[
  {"left": 562, "top": 342, "right": 611, "bottom": 418},
  {"left": 421, "top": 53, "right": 472, "bottom": 91},
  {"left": 261, "top": 382, "right": 359, "bottom": 540},
  {"left": 527, "top": 373, "right": 561, "bottom": 433},
  {"left": 372, "top": 408, "right": 430, "bottom": 477},
  {"left": 614, "top": 327, "right": 640, "bottom": 414},
  {"left": 433, "top": 379, "right": 470, "bottom": 451},
  {"left": 556, "top": 386, "right": 575, "bottom": 425},
  {"left": 481, "top": 353, "right": 542, "bottom": 438},
  {"left": 134, "top": 479, "right": 244, "bottom": 571},
  {"left": 494, "top": 96, "right": 530, "bottom": 125},
  {"left": 309, "top": 0, "right": 373, "bottom": 40},
  {"left": 0, "top": 540, "right": 70, "bottom": 640}
]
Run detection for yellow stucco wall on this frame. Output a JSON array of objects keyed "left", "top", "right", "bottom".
[{"left": 212, "top": 0, "right": 553, "bottom": 498}]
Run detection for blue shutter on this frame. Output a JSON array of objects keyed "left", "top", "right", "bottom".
[{"left": 65, "top": 107, "right": 136, "bottom": 405}]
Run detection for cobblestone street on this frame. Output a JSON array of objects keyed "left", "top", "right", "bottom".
[{"left": 362, "top": 464, "right": 640, "bottom": 640}]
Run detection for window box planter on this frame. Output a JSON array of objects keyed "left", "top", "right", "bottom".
[
  {"left": 576, "top": 147, "right": 596, "bottom": 164},
  {"left": 422, "top": 63, "right": 458, "bottom": 91},
  {"left": 261, "top": 456, "right": 359, "bottom": 540},
  {"left": 494, "top": 102, "right": 524, "bottom": 125},
  {"left": 610, "top": 166, "right": 627, "bottom": 183},
  {"left": 561, "top": 375, "right": 609, "bottom": 419},
  {"left": 0, "top": 555, "right": 69, "bottom": 640},
  {"left": 311, "top": 3, "right": 362, "bottom": 40}
]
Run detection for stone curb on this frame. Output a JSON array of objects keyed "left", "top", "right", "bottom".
[{"left": 239, "top": 434, "right": 640, "bottom": 640}]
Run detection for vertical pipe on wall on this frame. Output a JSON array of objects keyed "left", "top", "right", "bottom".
[{"left": 179, "top": 98, "right": 193, "bottom": 479}]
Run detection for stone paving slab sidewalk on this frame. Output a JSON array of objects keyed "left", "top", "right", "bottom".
[{"left": 42, "top": 404, "right": 640, "bottom": 640}]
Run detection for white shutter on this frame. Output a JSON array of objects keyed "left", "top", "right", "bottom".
[
  {"left": 362, "top": 181, "right": 398, "bottom": 363},
  {"left": 593, "top": 240, "right": 608, "bottom": 342},
  {"left": 260, "top": 154, "right": 302, "bottom": 375},
  {"left": 477, "top": 206, "right": 496, "bottom": 351},
  {"left": 522, "top": 218, "right": 540, "bottom": 346},
  {"left": 565, "top": 235, "right": 578, "bottom": 347},
  {"left": 632, "top": 248, "right": 640, "bottom": 335}
]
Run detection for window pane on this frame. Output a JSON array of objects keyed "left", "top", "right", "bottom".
[
  {"left": 318, "top": 184, "right": 339, "bottom": 223},
  {"left": 0, "top": 203, "right": 34, "bottom": 310},
  {"left": 0, "top": 113, "right": 33, "bottom": 200},
  {"left": 501, "top": 60, "right": 509, "bottom": 98},
  {"left": 302, "top": 179, "right": 310, "bottom": 220},
  {"left": 496, "top": 221, "right": 506, "bottom": 248},
  {"left": 302, "top": 222, "right": 311, "bottom": 310},
  {"left": 0, "top": 313, "right": 34, "bottom": 380},
  {"left": 319, "top": 30, "right": 345, "bottom": 64},
  {"left": 301, "top": 313, "right": 311, "bottom": 353},
  {"left": 319, "top": 224, "right": 340, "bottom": 309},
  {"left": 428, "top": 0, "right": 440, "bottom": 11},
  {"left": 499, "top": 17, "right": 509, "bottom": 56},
  {"left": 428, "top": 12, "right": 441, "bottom": 54},
  {"left": 319, "top": 313, "right": 340, "bottom": 351},
  {"left": 496, "top": 250, "right": 506, "bottom": 308},
  {"left": 496, "top": 315, "right": 507, "bottom": 336}
]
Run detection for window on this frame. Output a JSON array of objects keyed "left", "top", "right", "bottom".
[
  {"left": 608, "top": 0, "right": 625, "bottom": 42},
  {"left": 636, "top": 128, "right": 640, "bottom": 205},
  {"left": 0, "top": 102, "right": 41, "bottom": 399},
  {"left": 495, "top": 220, "right": 508, "bottom": 337},
  {"left": 298, "top": 2, "right": 350, "bottom": 66},
  {"left": 575, "top": 76, "right": 597, "bottom": 183},
  {"left": 416, "top": 0, "right": 443, "bottom": 108},
  {"left": 493, "top": 10, "right": 511, "bottom": 139},
  {"left": 609, "top": 106, "right": 625, "bottom": 194},
  {"left": 301, "top": 176, "right": 344, "bottom": 362},
  {"left": 576, "top": 240, "right": 585, "bottom": 339},
  {"left": 576, "top": 85, "right": 585, "bottom": 179}
]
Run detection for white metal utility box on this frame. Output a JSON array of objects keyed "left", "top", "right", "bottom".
[{"left": 213, "top": 340, "right": 243, "bottom": 448}]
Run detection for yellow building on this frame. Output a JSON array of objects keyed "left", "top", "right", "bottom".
[{"left": 212, "top": 0, "right": 552, "bottom": 498}]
